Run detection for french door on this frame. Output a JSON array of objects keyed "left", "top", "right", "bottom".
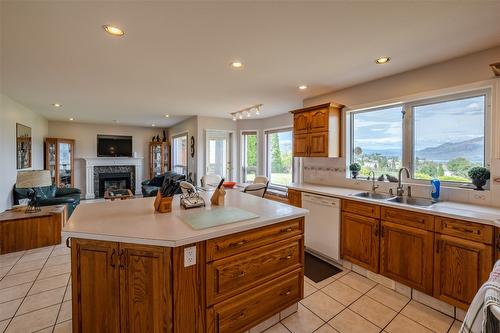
[{"left": 206, "top": 130, "right": 233, "bottom": 180}]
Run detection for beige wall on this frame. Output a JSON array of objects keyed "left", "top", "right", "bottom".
[
  {"left": 302, "top": 45, "right": 500, "bottom": 206},
  {"left": 167, "top": 116, "right": 198, "bottom": 182},
  {"left": 47, "top": 121, "right": 162, "bottom": 192},
  {"left": 0, "top": 94, "right": 48, "bottom": 212}
]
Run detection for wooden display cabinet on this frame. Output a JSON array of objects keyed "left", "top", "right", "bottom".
[
  {"left": 149, "top": 141, "right": 170, "bottom": 178},
  {"left": 44, "top": 138, "right": 75, "bottom": 188}
]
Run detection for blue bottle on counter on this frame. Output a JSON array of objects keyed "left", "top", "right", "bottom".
[{"left": 431, "top": 179, "right": 440, "bottom": 202}]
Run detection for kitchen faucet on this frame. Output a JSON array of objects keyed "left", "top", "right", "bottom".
[
  {"left": 395, "top": 167, "right": 411, "bottom": 197},
  {"left": 368, "top": 170, "right": 379, "bottom": 193}
]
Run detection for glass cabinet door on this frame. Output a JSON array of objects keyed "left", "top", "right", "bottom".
[
  {"left": 47, "top": 142, "right": 57, "bottom": 185},
  {"left": 162, "top": 144, "right": 169, "bottom": 172},
  {"left": 58, "top": 142, "right": 72, "bottom": 188},
  {"left": 152, "top": 145, "right": 162, "bottom": 176}
]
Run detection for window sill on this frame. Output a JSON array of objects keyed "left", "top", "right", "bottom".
[{"left": 345, "top": 177, "right": 490, "bottom": 192}]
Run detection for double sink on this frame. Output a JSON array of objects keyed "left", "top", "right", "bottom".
[{"left": 352, "top": 191, "right": 435, "bottom": 207}]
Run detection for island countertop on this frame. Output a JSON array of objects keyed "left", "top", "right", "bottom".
[{"left": 62, "top": 189, "right": 308, "bottom": 247}]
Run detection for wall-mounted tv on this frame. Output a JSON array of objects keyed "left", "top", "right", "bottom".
[{"left": 97, "top": 135, "right": 133, "bottom": 157}]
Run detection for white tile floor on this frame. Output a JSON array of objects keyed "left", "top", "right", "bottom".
[{"left": 0, "top": 243, "right": 463, "bottom": 333}]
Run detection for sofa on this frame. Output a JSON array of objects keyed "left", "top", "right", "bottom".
[
  {"left": 141, "top": 171, "right": 186, "bottom": 197},
  {"left": 13, "top": 185, "right": 81, "bottom": 217}
]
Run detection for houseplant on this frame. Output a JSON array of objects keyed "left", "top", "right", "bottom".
[
  {"left": 349, "top": 163, "right": 361, "bottom": 179},
  {"left": 468, "top": 166, "right": 490, "bottom": 190}
]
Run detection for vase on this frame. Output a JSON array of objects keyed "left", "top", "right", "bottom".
[
  {"left": 351, "top": 171, "right": 359, "bottom": 179},
  {"left": 472, "top": 178, "right": 486, "bottom": 190}
]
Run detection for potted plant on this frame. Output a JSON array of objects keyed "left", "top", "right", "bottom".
[
  {"left": 468, "top": 166, "right": 490, "bottom": 191},
  {"left": 349, "top": 163, "right": 361, "bottom": 179}
]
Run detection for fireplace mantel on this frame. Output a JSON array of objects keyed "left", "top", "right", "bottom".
[{"left": 80, "top": 157, "right": 143, "bottom": 199}]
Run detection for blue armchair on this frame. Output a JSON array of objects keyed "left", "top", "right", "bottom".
[{"left": 13, "top": 185, "right": 81, "bottom": 217}]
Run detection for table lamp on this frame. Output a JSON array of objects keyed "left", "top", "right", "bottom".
[{"left": 16, "top": 170, "right": 52, "bottom": 213}]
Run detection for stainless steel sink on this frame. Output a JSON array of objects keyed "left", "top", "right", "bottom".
[
  {"left": 352, "top": 192, "right": 395, "bottom": 200},
  {"left": 387, "top": 196, "right": 435, "bottom": 207}
]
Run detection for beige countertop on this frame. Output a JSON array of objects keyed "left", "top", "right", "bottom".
[
  {"left": 288, "top": 182, "right": 500, "bottom": 227},
  {"left": 62, "top": 190, "right": 308, "bottom": 247}
]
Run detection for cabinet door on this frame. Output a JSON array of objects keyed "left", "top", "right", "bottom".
[
  {"left": 380, "top": 221, "right": 434, "bottom": 294},
  {"left": 309, "top": 109, "right": 329, "bottom": 133},
  {"left": 434, "top": 234, "right": 492, "bottom": 309},
  {"left": 71, "top": 239, "right": 120, "bottom": 333},
  {"left": 293, "top": 113, "right": 309, "bottom": 134},
  {"left": 119, "top": 243, "right": 172, "bottom": 333},
  {"left": 341, "top": 212, "right": 379, "bottom": 273},
  {"left": 287, "top": 189, "right": 302, "bottom": 208},
  {"left": 293, "top": 134, "right": 309, "bottom": 157},
  {"left": 309, "top": 132, "right": 329, "bottom": 157}
]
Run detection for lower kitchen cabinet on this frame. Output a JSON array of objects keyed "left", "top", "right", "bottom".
[
  {"left": 287, "top": 189, "right": 302, "bottom": 207},
  {"left": 341, "top": 211, "right": 379, "bottom": 273},
  {"left": 71, "top": 239, "right": 172, "bottom": 333},
  {"left": 434, "top": 234, "right": 492, "bottom": 309},
  {"left": 380, "top": 221, "right": 434, "bottom": 294}
]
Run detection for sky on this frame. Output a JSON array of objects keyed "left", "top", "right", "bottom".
[{"left": 353, "top": 95, "right": 485, "bottom": 152}]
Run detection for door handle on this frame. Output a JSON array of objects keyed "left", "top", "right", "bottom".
[{"left": 110, "top": 249, "right": 116, "bottom": 268}]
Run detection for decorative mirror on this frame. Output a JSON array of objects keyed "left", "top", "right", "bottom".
[
  {"left": 190, "top": 136, "right": 195, "bottom": 158},
  {"left": 16, "top": 123, "right": 32, "bottom": 169}
]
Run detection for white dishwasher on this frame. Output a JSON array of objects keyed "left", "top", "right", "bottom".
[{"left": 301, "top": 192, "right": 341, "bottom": 261}]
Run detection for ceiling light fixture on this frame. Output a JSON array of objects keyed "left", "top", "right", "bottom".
[
  {"left": 52, "top": 103, "right": 62, "bottom": 108},
  {"left": 375, "top": 56, "right": 391, "bottom": 64},
  {"left": 230, "top": 61, "right": 243, "bottom": 69},
  {"left": 69, "top": 118, "right": 74, "bottom": 121},
  {"left": 230, "top": 104, "right": 263, "bottom": 121},
  {"left": 298, "top": 85, "right": 308, "bottom": 90},
  {"left": 151, "top": 124, "right": 156, "bottom": 127},
  {"left": 103, "top": 25, "right": 125, "bottom": 37},
  {"left": 165, "top": 114, "right": 170, "bottom": 118}
]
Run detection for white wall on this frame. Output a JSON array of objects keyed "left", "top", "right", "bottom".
[
  {"left": 302, "top": 45, "right": 500, "bottom": 207},
  {"left": 0, "top": 94, "right": 48, "bottom": 212},
  {"left": 47, "top": 121, "right": 162, "bottom": 193},
  {"left": 167, "top": 116, "right": 198, "bottom": 183}
]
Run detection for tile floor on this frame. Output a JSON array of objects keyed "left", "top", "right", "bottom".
[{"left": 0, "top": 243, "right": 463, "bottom": 333}]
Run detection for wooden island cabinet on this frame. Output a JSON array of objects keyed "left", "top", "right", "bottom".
[{"left": 69, "top": 218, "right": 304, "bottom": 333}]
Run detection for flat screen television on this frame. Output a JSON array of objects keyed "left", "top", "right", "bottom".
[{"left": 97, "top": 135, "right": 133, "bottom": 157}]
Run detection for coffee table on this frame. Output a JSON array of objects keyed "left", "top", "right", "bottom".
[{"left": 104, "top": 189, "right": 134, "bottom": 201}]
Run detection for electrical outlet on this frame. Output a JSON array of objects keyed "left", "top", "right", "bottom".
[{"left": 184, "top": 246, "right": 196, "bottom": 267}]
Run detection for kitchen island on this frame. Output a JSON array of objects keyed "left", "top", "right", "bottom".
[{"left": 63, "top": 190, "right": 308, "bottom": 333}]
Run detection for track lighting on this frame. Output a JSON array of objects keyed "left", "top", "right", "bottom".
[{"left": 229, "top": 104, "right": 263, "bottom": 120}]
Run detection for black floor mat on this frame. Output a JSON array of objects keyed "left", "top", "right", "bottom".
[{"left": 304, "top": 252, "right": 343, "bottom": 283}]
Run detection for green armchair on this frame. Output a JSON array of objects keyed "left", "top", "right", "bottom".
[{"left": 13, "top": 185, "right": 81, "bottom": 217}]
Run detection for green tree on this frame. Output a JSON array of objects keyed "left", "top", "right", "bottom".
[
  {"left": 271, "top": 133, "right": 283, "bottom": 173},
  {"left": 447, "top": 157, "right": 471, "bottom": 178},
  {"left": 246, "top": 135, "right": 257, "bottom": 167}
]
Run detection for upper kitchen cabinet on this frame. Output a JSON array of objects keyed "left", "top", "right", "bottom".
[{"left": 290, "top": 103, "right": 344, "bottom": 158}]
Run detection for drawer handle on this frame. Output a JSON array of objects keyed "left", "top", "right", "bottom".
[
  {"left": 281, "top": 227, "right": 293, "bottom": 233},
  {"left": 239, "top": 311, "right": 245, "bottom": 319},
  {"left": 233, "top": 271, "right": 246, "bottom": 278},
  {"left": 65, "top": 237, "right": 71, "bottom": 249},
  {"left": 281, "top": 255, "right": 293, "bottom": 260},
  {"left": 281, "top": 289, "right": 292, "bottom": 296},
  {"left": 229, "top": 240, "right": 247, "bottom": 248}
]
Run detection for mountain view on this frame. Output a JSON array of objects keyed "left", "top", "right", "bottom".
[{"left": 416, "top": 137, "right": 484, "bottom": 162}]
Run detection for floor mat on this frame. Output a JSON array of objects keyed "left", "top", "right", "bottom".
[{"left": 304, "top": 252, "right": 343, "bottom": 283}]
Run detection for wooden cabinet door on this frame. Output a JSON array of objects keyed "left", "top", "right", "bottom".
[
  {"left": 341, "top": 212, "right": 380, "bottom": 273},
  {"left": 308, "top": 109, "right": 329, "bottom": 133},
  {"left": 434, "top": 234, "right": 493, "bottom": 309},
  {"left": 71, "top": 239, "right": 120, "bottom": 333},
  {"left": 119, "top": 243, "right": 172, "bottom": 333},
  {"left": 380, "top": 221, "right": 434, "bottom": 294},
  {"left": 287, "top": 189, "right": 302, "bottom": 207},
  {"left": 309, "top": 132, "right": 329, "bottom": 157},
  {"left": 293, "top": 134, "right": 309, "bottom": 157},
  {"left": 293, "top": 113, "right": 309, "bottom": 134}
]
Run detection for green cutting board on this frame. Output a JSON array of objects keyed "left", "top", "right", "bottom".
[{"left": 179, "top": 206, "right": 259, "bottom": 230}]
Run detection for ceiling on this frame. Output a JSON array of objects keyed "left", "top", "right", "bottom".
[{"left": 2, "top": 1, "right": 500, "bottom": 127}]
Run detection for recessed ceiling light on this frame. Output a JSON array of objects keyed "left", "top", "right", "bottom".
[
  {"left": 103, "top": 25, "right": 125, "bottom": 37},
  {"left": 69, "top": 118, "right": 74, "bottom": 121},
  {"left": 52, "top": 103, "right": 62, "bottom": 108},
  {"left": 113, "top": 120, "right": 119, "bottom": 123},
  {"left": 375, "top": 56, "right": 391, "bottom": 64},
  {"left": 151, "top": 124, "right": 156, "bottom": 127},
  {"left": 298, "top": 85, "right": 308, "bottom": 90},
  {"left": 231, "top": 61, "right": 243, "bottom": 69},
  {"left": 165, "top": 114, "right": 170, "bottom": 118}
]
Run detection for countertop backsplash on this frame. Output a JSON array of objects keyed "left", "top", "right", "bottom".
[{"left": 301, "top": 157, "right": 497, "bottom": 208}]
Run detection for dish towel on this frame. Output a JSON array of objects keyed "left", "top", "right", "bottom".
[{"left": 460, "top": 260, "right": 500, "bottom": 333}]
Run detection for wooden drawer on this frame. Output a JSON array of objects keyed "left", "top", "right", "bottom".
[
  {"left": 206, "top": 218, "right": 304, "bottom": 261},
  {"left": 342, "top": 200, "right": 380, "bottom": 219},
  {"left": 436, "top": 217, "right": 493, "bottom": 244},
  {"left": 381, "top": 207, "right": 434, "bottom": 231},
  {"left": 207, "top": 269, "right": 302, "bottom": 333},
  {"left": 207, "top": 236, "right": 303, "bottom": 305}
]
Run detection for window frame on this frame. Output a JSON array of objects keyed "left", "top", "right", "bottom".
[
  {"left": 171, "top": 132, "right": 189, "bottom": 176},
  {"left": 264, "top": 126, "right": 294, "bottom": 190},
  {"left": 240, "top": 130, "right": 259, "bottom": 183},
  {"left": 347, "top": 88, "right": 491, "bottom": 187}
]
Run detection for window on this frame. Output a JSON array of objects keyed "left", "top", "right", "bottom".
[
  {"left": 241, "top": 131, "right": 258, "bottom": 183},
  {"left": 411, "top": 94, "right": 486, "bottom": 182},
  {"left": 349, "top": 89, "right": 489, "bottom": 185},
  {"left": 172, "top": 134, "right": 188, "bottom": 175},
  {"left": 265, "top": 128, "right": 293, "bottom": 187},
  {"left": 351, "top": 106, "right": 403, "bottom": 178}
]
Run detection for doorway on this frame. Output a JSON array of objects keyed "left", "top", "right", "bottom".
[{"left": 205, "top": 130, "right": 233, "bottom": 180}]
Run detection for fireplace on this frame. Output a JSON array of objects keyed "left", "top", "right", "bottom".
[{"left": 93, "top": 165, "right": 136, "bottom": 198}]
